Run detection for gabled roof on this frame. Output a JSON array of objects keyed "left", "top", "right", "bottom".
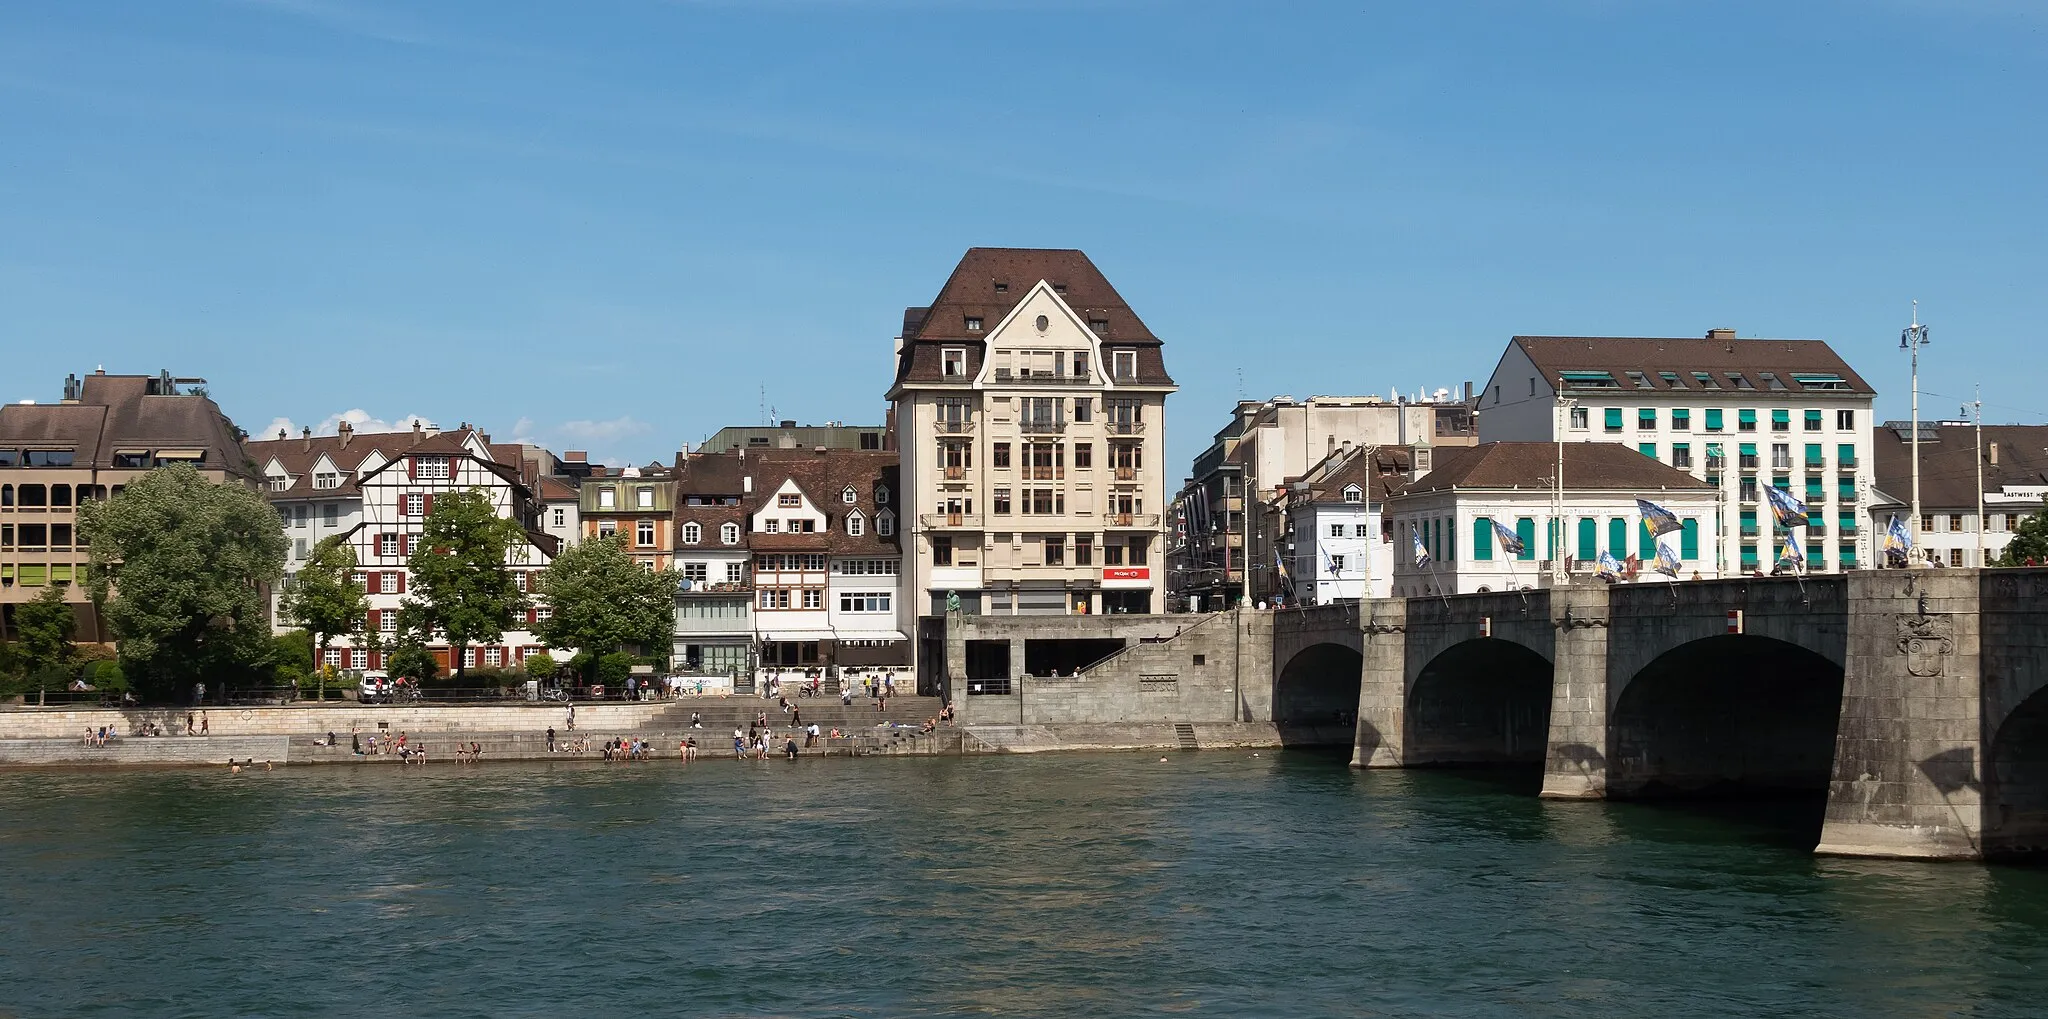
[
  {"left": 1511, "top": 334, "right": 1875, "bottom": 397},
  {"left": 1872, "top": 423, "right": 2048, "bottom": 510},
  {"left": 1298, "top": 445, "right": 1414, "bottom": 505},
  {"left": 243, "top": 429, "right": 419, "bottom": 499},
  {"left": 891, "top": 247, "right": 1174, "bottom": 389},
  {"left": 0, "top": 373, "right": 251, "bottom": 479},
  {"left": 677, "top": 448, "right": 900, "bottom": 557},
  {"left": 1395, "top": 442, "right": 1714, "bottom": 497}
]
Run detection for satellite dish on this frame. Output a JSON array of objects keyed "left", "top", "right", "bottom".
[{"left": 679, "top": 578, "right": 693, "bottom": 591}]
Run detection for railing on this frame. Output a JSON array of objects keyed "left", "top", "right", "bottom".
[
  {"left": 1019, "top": 419, "right": 1067, "bottom": 433},
  {"left": 1107, "top": 421, "right": 1144, "bottom": 435},
  {"left": 1839, "top": 490, "right": 1860, "bottom": 504},
  {"left": 678, "top": 580, "right": 753, "bottom": 594},
  {"left": 1839, "top": 524, "right": 1859, "bottom": 536},
  {"left": 936, "top": 420, "right": 974, "bottom": 434},
  {"left": 1739, "top": 456, "right": 1759, "bottom": 470},
  {"left": 1114, "top": 467, "right": 1136, "bottom": 482},
  {"left": 1026, "top": 467, "right": 1063, "bottom": 481},
  {"left": 919, "top": 513, "right": 984, "bottom": 529},
  {"left": 965, "top": 678, "right": 1013, "bottom": 696},
  {"left": 1740, "top": 525, "right": 1761, "bottom": 537},
  {"left": 944, "top": 466, "right": 965, "bottom": 480},
  {"left": 1104, "top": 513, "right": 1161, "bottom": 527}
]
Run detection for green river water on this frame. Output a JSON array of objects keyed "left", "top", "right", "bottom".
[{"left": 2, "top": 751, "right": 2045, "bottom": 1017}]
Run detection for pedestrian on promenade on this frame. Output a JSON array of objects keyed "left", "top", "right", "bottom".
[
  {"left": 200, "top": 712, "right": 209, "bottom": 735},
  {"left": 546, "top": 726, "right": 556, "bottom": 753},
  {"left": 352, "top": 733, "right": 362, "bottom": 755},
  {"left": 784, "top": 735, "right": 799, "bottom": 759},
  {"left": 690, "top": 712, "right": 703, "bottom": 728},
  {"left": 840, "top": 684, "right": 853, "bottom": 706},
  {"left": 790, "top": 706, "right": 802, "bottom": 729},
  {"left": 185, "top": 712, "right": 196, "bottom": 736},
  {"left": 566, "top": 704, "right": 576, "bottom": 730}
]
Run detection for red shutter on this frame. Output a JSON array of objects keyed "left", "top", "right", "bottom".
[
  {"left": 395, "top": 572, "right": 406, "bottom": 594},
  {"left": 408, "top": 457, "right": 418, "bottom": 480},
  {"left": 424, "top": 494, "right": 434, "bottom": 515},
  {"left": 400, "top": 534, "right": 412, "bottom": 556},
  {"left": 527, "top": 607, "right": 537, "bottom": 625},
  {"left": 368, "top": 608, "right": 380, "bottom": 630}
]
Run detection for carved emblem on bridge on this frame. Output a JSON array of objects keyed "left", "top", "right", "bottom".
[{"left": 1896, "top": 614, "right": 1956, "bottom": 678}]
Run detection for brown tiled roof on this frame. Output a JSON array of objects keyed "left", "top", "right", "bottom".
[
  {"left": 537, "top": 476, "right": 579, "bottom": 501},
  {"left": 1395, "top": 442, "right": 1713, "bottom": 497},
  {"left": 891, "top": 247, "right": 1174, "bottom": 389},
  {"left": 0, "top": 373, "right": 252, "bottom": 479},
  {"left": 1511, "top": 335, "right": 1876, "bottom": 397},
  {"left": 677, "top": 448, "right": 901, "bottom": 557},
  {"left": 1302, "top": 445, "right": 1414, "bottom": 504},
  {"left": 1872, "top": 423, "right": 2048, "bottom": 510},
  {"left": 245, "top": 429, "right": 417, "bottom": 498}
]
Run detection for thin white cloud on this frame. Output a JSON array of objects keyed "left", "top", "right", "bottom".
[
  {"left": 555, "top": 416, "right": 653, "bottom": 442},
  {"left": 260, "top": 408, "right": 435, "bottom": 440}
]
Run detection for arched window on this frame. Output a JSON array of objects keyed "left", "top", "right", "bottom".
[
  {"left": 720, "top": 522, "right": 740, "bottom": 545},
  {"left": 842, "top": 486, "right": 858, "bottom": 505},
  {"left": 877, "top": 510, "right": 895, "bottom": 537},
  {"left": 847, "top": 512, "right": 864, "bottom": 537},
  {"left": 682, "top": 522, "right": 701, "bottom": 545}
]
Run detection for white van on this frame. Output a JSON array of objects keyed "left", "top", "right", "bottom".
[{"left": 358, "top": 670, "right": 392, "bottom": 704}]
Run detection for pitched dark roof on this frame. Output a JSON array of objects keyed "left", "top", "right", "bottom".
[
  {"left": 891, "top": 247, "right": 1173, "bottom": 389},
  {"left": 1302, "top": 445, "right": 1413, "bottom": 504},
  {"left": 245, "top": 430, "right": 417, "bottom": 498},
  {"left": 1395, "top": 442, "right": 1713, "bottom": 497},
  {"left": 1872, "top": 423, "right": 2048, "bottom": 510},
  {"left": 675, "top": 449, "right": 900, "bottom": 557},
  {"left": 1512, "top": 335, "right": 1876, "bottom": 397},
  {"left": 0, "top": 373, "right": 251, "bottom": 479}
]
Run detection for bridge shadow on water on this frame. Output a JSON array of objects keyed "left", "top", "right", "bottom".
[{"left": 1604, "top": 791, "right": 1833, "bottom": 854}]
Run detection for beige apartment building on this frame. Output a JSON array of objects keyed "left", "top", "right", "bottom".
[
  {"left": 0, "top": 370, "right": 252, "bottom": 643},
  {"left": 887, "top": 248, "right": 1177, "bottom": 616}
]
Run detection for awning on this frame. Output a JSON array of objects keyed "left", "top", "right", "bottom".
[
  {"left": 833, "top": 630, "right": 908, "bottom": 643},
  {"left": 758, "top": 630, "right": 837, "bottom": 641},
  {"left": 757, "top": 630, "right": 908, "bottom": 643}
]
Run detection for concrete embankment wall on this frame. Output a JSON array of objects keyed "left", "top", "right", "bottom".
[
  {"left": 960, "top": 721, "right": 1330, "bottom": 753},
  {"left": 0, "top": 736, "right": 293, "bottom": 768},
  {"left": 950, "top": 609, "right": 1277, "bottom": 727},
  {"left": 0, "top": 702, "right": 666, "bottom": 740}
]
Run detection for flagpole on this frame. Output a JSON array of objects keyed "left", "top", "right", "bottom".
[
  {"left": 1903, "top": 302, "right": 1930, "bottom": 565},
  {"left": 1975, "top": 385, "right": 1985, "bottom": 568}
]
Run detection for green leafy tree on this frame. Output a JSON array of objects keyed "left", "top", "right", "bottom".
[
  {"left": 521, "top": 650, "right": 557, "bottom": 679},
  {"left": 533, "top": 534, "right": 679, "bottom": 670},
  {"left": 14, "top": 585, "right": 76, "bottom": 676},
  {"left": 594, "top": 651, "right": 633, "bottom": 689},
  {"left": 280, "top": 535, "right": 367, "bottom": 672},
  {"left": 403, "top": 488, "right": 529, "bottom": 679},
  {"left": 386, "top": 640, "right": 439, "bottom": 684},
  {"left": 1995, "top": 497, "right": 2048, "bottom": 566},
  {"left": 272, "top": 629, "right": 314, "bottom": 691},
  {"left": 78, "top": 465, "right": 287, "bottom": 701}
]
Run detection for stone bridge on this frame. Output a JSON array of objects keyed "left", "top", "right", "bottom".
[{"left": 1269, "top": 569, "right": 2048, "bottom": 862}]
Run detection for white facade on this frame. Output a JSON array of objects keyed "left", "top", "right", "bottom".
[
  {"left": 1386, "top": 487, "right": 1724, "bottom": 596},
  {"left": 1290, "top": 497, "right": 1391, "bottom": 602},
  {"left": 1479, "top": 338, "right": 1876, "bottom": 574}
]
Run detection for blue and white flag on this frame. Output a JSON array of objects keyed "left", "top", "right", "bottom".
[
  {"left": 1764, "top": 484, "right": 1812, "bottom": 530},
  {"left": 1654, "top": 539, "right": 1683, "bottom": 578},
  {"left": 1778, "top": 529, "right": 1805, "bottom": 569},
  {"left": 1411, "top": 525, "right": 1432, "bottom": 568},
  {"left": 1637, "top": 498, "right": 1684, "bottom": 538},
  {"left": 1596, "top": 549, "right": 1623, "bottom": 581},
  {"left": 1490, "top": 519, "right": 1526, "bottom": 557},
  {"left": 1884, "top": 515, "right": 1912, "bottom": 566}
]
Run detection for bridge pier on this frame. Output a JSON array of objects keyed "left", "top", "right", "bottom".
[
  {"left": 1816, "top": 571, "right": 1985, "bottom": 860},
  {"left": 1539, "top": 587, "right": 1611, "bottom": 800},
  {"left": 1351, "top": 599, "right": 1408, "bottom": 768}
]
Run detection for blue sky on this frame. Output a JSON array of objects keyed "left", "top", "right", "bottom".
[{"left": 4, "top": 1, "right": 2044, "bottom": 472}]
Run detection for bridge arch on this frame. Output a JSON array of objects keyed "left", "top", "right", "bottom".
[
  {"left": 1986, "top": 684, "right": 2048, "bottom": 860},
  {"left": 1610, "top": 634, "right": 1845, "bottom": 801},
  {"left": 1275, "top": 642, "right": 1363, "bottom": 741},
  {"left": 1405, "top": 638, "right": 1553, "bottom": 766}
]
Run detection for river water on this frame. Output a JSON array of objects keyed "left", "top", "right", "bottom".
[{"left": 2, "top": 751, "right": 2045, "bottom": 1018}]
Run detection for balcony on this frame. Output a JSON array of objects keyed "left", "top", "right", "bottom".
[
  {"left": 1025, "top": 467, "right": 1064, "bottom": 481},
  {"left": 1104, "top": 513, "right": 1162, "bottom": 528},
  {"left": 1107, "top": 421, "right": 1145, "bottom": 435},
  {"left": 994, "top": 368, "right": 1094, "bottom": 386},
  {"left": 943, "top": 466, "right": 966, "bottom": 481},
  {"left": 678, "top": 580, "right": 753, "bottom": 595},
  {"left": 1839, "top": 490, "right": 1859, "bottom": 504},
  {"left": 1740, "top": 525, "right": 1761, "bottom": 538},
  {"left": 1019, "top": 419, "right": 1067, "bottom": 434},
  {"left": 936, "top": 419, "right": 974, "bottom": 434},
  {"left": 1113, "top": 467, "right": 1137, "bottom": 482},
  {"left": 1739, "top": 457, "right": 1759, "bottom": 471},
  {"left": 1839, "top": 524, "right": 1860, "bottom": 536},
  {"left": 920, "top": 513, "right": 985, "bottom": 530}
]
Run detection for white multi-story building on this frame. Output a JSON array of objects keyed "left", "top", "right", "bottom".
[
  {"left": 1477, "top": 330, "right": 1877, "bottom": 574},
  {"left": 888, "top": 247, "right": 1177, "bottom": 618},
  {"left": 1385, "top": 442, "right": 1722, "bottom": 597},
  {"left": 1869, "top": 421, "right": 2048, "bottom": 567},
  {"left": 251, "top": 420, "right": 418, "bottom": 636},
  {"left": 1280, "top": 444, "right": 1412, "bottom": 604}
]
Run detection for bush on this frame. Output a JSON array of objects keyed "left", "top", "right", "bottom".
[
  {"left": 594, "top": 652, "right": 633, "bottom": 689},
  {"left": 83, "top": 660, "right": 128, "bottom": 693},
  {"left": 568, "top": 649, "right": 595, "bottom": 679},
  {"left": 521, "top": 651, "right": 557, "bottom": 679},
  {"left": 387, "top": 644, "right": 439, "bottom": 683},
  {"left": 73, "top": 643, "right": 118, "bottom": 666}
]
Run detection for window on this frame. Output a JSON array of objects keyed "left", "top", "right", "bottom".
[
  {"left": 294, "top": 538, "right": 309, "bottom": 560},
  {"left": 323, "top": 503, "right": 339, "bottom": 527},
  {"left": 1705, "top": 409, "right": 1724, "bottom": 432},
  {"left": 485, "top": 647, "right": 504, "bottom": 667},
  {"left": 1638, "top": 442, "right": 1657, "bottom": 460},
  {"left": 778, "top": 493, "right": 800, "bottom": 508},
  {"left": 1838, "top": 444, "right": 1857, "bottom": 468},
  {"left": 993, "top": 443, "right": 1011, "bottom": 469},
  {"left": 1127, "top": 537, "right": 1149, "bottom": 565},
  {"left": 877, "top": 511, "right": 894, "bottom": 537},
  {"left": 1951, "top": 548, "right": 1966, "bottom": 567},
  {"left": 933, "top": 536, "right": 953, "bottom": 566},
  {"left": 1728, "top": 373, "right": 1755, "bottom": 391},
  {"left": 415, "top": 456, "right": 450, "bottom": 480},
  {"left": 844, "top": 512, "right": 863, "bottom": 537},
  {"left": 1569, "top": 407, "right": 1589, "bottom": 430},
  {"left": 943, "top": 348, "right": 967, "bottom": 376},
  {"left": 1660, "top": 372, "right": 1686, "bottom": 389},
  {"left": 1561, "top": 371, "right": 1618, "bottom": 389},
  {"left": 1671, "top": 409, "right": 1690, "bottom": 431},
  {"left": 759, "top": 589, "right": 791, "bottom": 610},
  {"left": 1329, "top": 554, "right": 1346, "bottom": 572},
  {"left": 637, "top": 520, "right": 656, "bottom": 546},
  {"left": 1638, "top": 409, "right": 1657, "bottom": 430},
  {"left": 1075, "top": 536, "right": 1093, "bottom": 566},
  {"left": 993, "top": 489, "right": 1012, "bottom": 515},
  {"left": 1113, "top": 350, "right": 1137, "bottom": 379},
  {"left": 721, "top": 522, "right": 740, "bottom": 545},
  {"left": 1738, "top": 409, "right": 1757, "bottom": 431},
  {"left": 1837, "top": 409, "right": 1856, "bottom": 430},
  {"left": 377, "top": 533, "right": 400, "bottom": 557},
  {"left": 637, "top": 487, "right": 654, "bottom": 509},
  {"left": 1951, "top": 515, "right": 1965, "bottom": 533},
  {"left": 1760, "top": 372, "right": 1788, "bottom": 391},
  {"left": 1772, "top": 444, "right": 1791, "bottom": 470},
  {"left": 1672, "top": 444, "right": 1692, "bottom": 469},
  {"left": 553, "top": 508, "right": 565, "bottom": 527},
  {"left": 762, "top": 519, "right": 778, "bottom": 533},
  {"left": 315, "top": 472, "right": 340, "bottom": 489},
  {"left": 726, "top": 562, "right": 746, "bottom": 582},
  {"left": 1074, "top": 443, "right": 1092, "bottom": 470},
  {"left": 380, "top": 611, "right": 398, "bottom": 633},
  {"left": 1515, "top": 518, "right": 1536, "bottom": 561},
  {"left": 842, "top": 486, "right": 858, "bottom": 505},
  {"left": 682, "top": 522, "right": 701, "bottom": 544},
  {"left": 1991, "top": 514, "right": 2007, "bottom": 532},
  {"left": 1603, "top": 408, "right": 1623, "bottom": 432},
  {"left": 599, "top": 520, "right": 619, "bottom": 537},
  {"left": 1043, "top": 534, "right": 1064, "bottom": 565},
  {"left": 680, "top": 562, "right": 708, "bottom": 583},
  {"left": 965, "top": 317, "right": 983, "bottom": 332},
  {"left": 402, "top": 493, "right": 425, "bottom": 516},
  {"left": 351, "top": 649, "right": 368, "bottom": 670},
  {"left": 1330, "top": 523, "right": 1346, "bottom": 538},
  {"left": 1803, "top": 409, "right": 1823, "bottom": 432},
  {"left": 1740, "top": 477, "right": 1759, "bottom": 502},
  {"left": 1681, "top": 519, "right": 1700, "bottom": 560},
  {"left": 802, "top": 589, "right": 822, "bottom": 609},
  {"left": 536, "top": 606, "right": 553, "bottom": 622},
  {"left": 598, "top": 488, "right": 616, "bottom": 509},
  {"left": 1343, "top": 485, "right": 1363, "bottom": 504},
  {"left": 1693, "top": 372, "right": 1720, "bottom": 389},
  {"left": 840, "top": 592, "right": 892, "bottom": 613},
  {"left": 1771, "top": 409, "right": 1791, "bottom": 432},
  {"left": 1073, "top": 399, "right": 1092, "bottom": 423}
]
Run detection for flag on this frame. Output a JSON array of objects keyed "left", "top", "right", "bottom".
[
  {"left": 1274, "top": 548, "right": 1296, "bottom": 601},
  {"left": 1490, "top": 519, "right": 1526, "bottom": 557},
  {"left": 1654, "top": 539, "right": 1683, "bottom": 578},
  {"left": 1778, "top": 529, "right": 1804, "bottom": 569},
  {"left": 1763, "top": 484, "right": 1811, "bottom": 530},
  {"left": 1637, "top": 498, "right": 1683, "bottom": 538},
  {"left": 1411, "top": 525, "right": 1432, "bottom": 568},
  {"left": 1884, "top": 515, "right": 1912, "bottom": 567},
  {"left": 1624, "top": 553, "right": 1641, "bottom": 579},
  {"left": 1320, "top": 543, "right": 1341, "bottom": 574},
  {"left": 1596, "top": 550, "right": 1622, "bottom": 581}
]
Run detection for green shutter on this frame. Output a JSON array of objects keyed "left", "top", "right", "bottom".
[
  {"left": 1609, "top": 518, "right": 1627, "bottom": 556},
  {"left": 1741, "top": 545, "right": 1760, "bottom": 567},
  {"left": 1577, "top": 518, "right": 1597, "bottom": 561},
  {"left": 1805, "top": 443, "right": 1823, "bottom": 467},
  {"left": 1771, "top": 409, "right": 1790, "bottom": 429},
  {"left": 19, "top": 564, "right": 47, "bottom": 586},
  {"left": 1680, "top": 518, "right": 1700, "bottom": 559},
  {"left": 1740, "top": 442, "right": 1757, "bottom": 456},
  {"left": 1807, "top": 546, "right": 1823, "bottom": 567},
  {"left": 1515, "top": 518, "right": 1536, "bottom": 561},
  {"left": 1705, "top": 409, "right": 1724, "bottom": 431},
  {"left": 1838, "top": 443, "right": 1857, "bottom": 466},
  {"left": 1639, "top": 514, "right": 1655, "bottom": 559},
  {"left": 1446, "top": 519, "right": 1456, "bottom": 562},
  {"left": 51, "top": 564, "right": 73, "bottom": 584},
  {"left": 1805, "top": 409, "right": 1823, "bottom": 429},
  {"left": 1638, "top": 442, "right": 1657, "bottom": 459},
  {"left": 1840, "top": 545, "right": 1859, "bottom": 566},
  {"left": 1672, "top": 409, "right": 1691, "bottom": 429},
  {"left": 1473, "top": 517, "right": 1493, "bottom": 561},
  {"left": 1806, "top": 478, "right": 1824, "bottom": 501},
  {"left": 1604, "top": 408, "right": 1623, "bottom": 431}
]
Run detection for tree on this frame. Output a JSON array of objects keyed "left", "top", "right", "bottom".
[
  {"left": 1995, "top": 497, "right": 2048, "bottom": 566},
  {"left": 403, "top": 488, "right": 528, "bottom": 679},
  {"left": 280, "top": 535, "right": 367, "bottom": 672},
  {"left": 14, "top": 585, "right": 76, "bottom": 677},
  {"left": 533, "top": 534, "right": 679, "bottom": 669},
  {"left": 78, "top": 464, "right": 287, "bottom": 701}
]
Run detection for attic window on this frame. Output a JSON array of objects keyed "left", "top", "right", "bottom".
[
  {"left": 1726, "top": 373, "right": 1755, "bottom": 390},
  {"left": 1760, "top": 372, "right": 1788, "bottom": 391},
  {"left": 1342, "top": 484, "right": 1363, "bottom": 504},
  {"left": 942, "top": 348, "right": 966, "bottom": 376},
  {"left": 1625, "top": 371, "right": 1651, "bottom": 389},
  {"left": 993, "top": 282, "right": 1008, "bottom": 294},
  {"left": 964, "top": 317, "right": 983, "bottom": 332},
  {"left": 1693, "top": 372, "right": 1721, "bottom": 389},
  {"left": 1089, "top": 319, "right": 1109, "bottom": 334},
  {"left": 1052, "top": 283, "right": 1067, "bottom": 294},
  {"left": 842, "top": 485, "right": 857, "bottom": 505},
  {"left": 1660, "top": 372, "right": 1685, "bottom": 389},
  {"left": 1559, "top": 371, "right": 1620, "bottom": 390},
  {"left": 1791, "top": 373, "right": 1851, "bottom": 391}
]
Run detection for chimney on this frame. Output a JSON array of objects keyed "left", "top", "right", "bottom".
[
  {"left": 62, "top": 374, "right": 81, "bottom": 403},
  {"left": 1463, "top": 380, "right": 1474, "bottom": 402},
  {"left": 1990, "top": 441, "right": 2000, "bottom": 466},
  {"left": 301, "top": 426, "right": 312, "bottom": 451},
  {"left": 815, "top": 445, "right": 828, "bottom": 455},
  {"left": 338, "top": 420, "right": 354, "bottom": 448},
  {"left": 411, "top": 419, "right": 424, "bottom": 446},
  {"left": 277, "top": 428, "right": 287, "bottom": 441},
  {"left": 1706, "top": 328, "right": 1737, "bottom": 341}
]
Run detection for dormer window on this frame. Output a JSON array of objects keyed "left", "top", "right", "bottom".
[
  {"left": 877, "top": 509, "right": 895, "bottom": 536},
  {"left": 1089, "top": 319, "right": 1108, "bottom": 334},
  {"left": 942, "top": 348, "right": 966, "bottom": 377},
  {"left": 875, "top": 484, "right": 890, "bottom": 504},
  {"left": 842, "top": 486, "right": 857, "bottom": 505},
  {"left": 314, "top": 472, "right": 340, "bottom": 489},
  {"left": 1342, "top": 485, "right": 1363, "bottom": 504},
  {"left": 1052, "top": 283, "right": 1067, "bottom": 294},
  {"left": 682, "top": 522, "right": 701, "bottom": 545},
  {"left": 964, "top": 317, "right": 983, "bottom": 332},
  {"left": 847, "top": 511, "right": 865, "bottom": 537},
  {"left": 1112, "top": 350, "right": 1137, "bottom": 380},
  {"left": 721, "top": 522, "right": 740, "bottom": 545},
  {"left": 993, "top": 282, "right": 1008, "bottom": 294}
]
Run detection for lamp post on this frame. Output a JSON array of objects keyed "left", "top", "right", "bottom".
[
  {"left": 1901, "top": 303, "right": 1931, "bottom": 564},
  {"left": 1973, "top": 386, "right": 1984, "bottom": 567},
  {"left": 1552, "top": 382, "right": 1577, "bottom": 585}
]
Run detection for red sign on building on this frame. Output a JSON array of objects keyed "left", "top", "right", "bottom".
[{"left": 1102, "top": 568, "right": 1150, "bottom": 582}]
